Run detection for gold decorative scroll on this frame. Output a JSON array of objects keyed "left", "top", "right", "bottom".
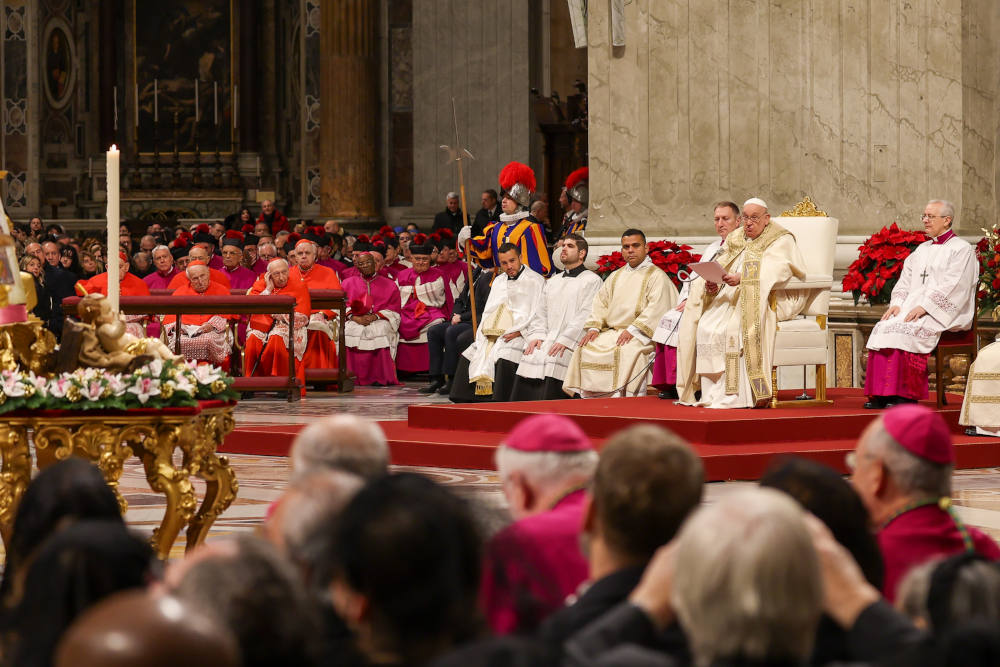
[
  {"left": 780, "top": 196, "right": 828, "bottom": 217},
  {"left": 0, "top": 404, "right": 238, "bottom": 558}
]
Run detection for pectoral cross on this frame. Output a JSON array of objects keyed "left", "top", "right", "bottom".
[{"left": 920, "top": 269, "right": 929, "bottom": 284}]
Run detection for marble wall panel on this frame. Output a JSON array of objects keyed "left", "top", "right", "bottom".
[
  {"left": 399, "top": 0, "right": 530, "bottom": 225},
  {"left": 587, "top": 0, "right": 992, "bottom": 241}
]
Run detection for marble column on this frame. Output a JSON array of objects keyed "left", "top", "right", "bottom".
[{"left": 320, "top": 0, "right": 379, "bottom": 219}]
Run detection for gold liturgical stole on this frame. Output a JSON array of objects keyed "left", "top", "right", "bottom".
[{"left": 711, "top": 224, "right": 791, "bottom": 407}]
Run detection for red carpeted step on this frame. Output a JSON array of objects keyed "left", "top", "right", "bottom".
[{"left": 219, "top": 387, "right": 1000, "bottom": 480}]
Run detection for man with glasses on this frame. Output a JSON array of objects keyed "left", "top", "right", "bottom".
[
  {"left": 863, "top": 200, "right": 977, "bottom": 409},
  {"left": 677, "top": 198, "right": 807, "bottom": 408}
]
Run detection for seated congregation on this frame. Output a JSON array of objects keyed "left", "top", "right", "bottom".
[{"left": 7, "top": 406, "right": 1000, "bottom": 666}]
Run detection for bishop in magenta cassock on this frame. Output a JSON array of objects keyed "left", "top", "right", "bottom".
[
  {"left": 396, "top": 241, "right": 455, "bottom": 371},
  {"left": 343, "top": 253, "right": 402, "bottom": 386},
  {"left": 143, "top": 246, "right": 182, "bottom": 290},
  {"left": 864, "top": 200, "right": 978, "bottom": 408},
  {"left": 219, "top": 233, "right": 258, "bottom": 291},
  {"left": 75, "top": 252, "right": 151, "bottom": 338},
  {"left": 851, "top": 404, "right": 1000, "bottom": 602},
  {"left": 244, "top": 259, "right": 311, "bottom": 395}
]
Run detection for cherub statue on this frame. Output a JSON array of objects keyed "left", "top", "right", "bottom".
[{"left": 73, "top": 294, "right": 180, "bottom": 372}]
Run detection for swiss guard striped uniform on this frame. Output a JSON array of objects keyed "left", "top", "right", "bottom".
[{"left": 471, "top": 212, "right": 552, "bottom": 277}]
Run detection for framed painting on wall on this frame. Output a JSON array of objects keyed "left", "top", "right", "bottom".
[
  {"left": 133, "top": 0, "right": 235, "bottom": 154},
  {"left": 42, "top": 18, "right": 76, "bottom": 110}
]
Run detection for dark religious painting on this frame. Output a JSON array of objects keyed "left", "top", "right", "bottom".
[
  {"left": 134, "top": 0, "right": 234, "bottom": 153},
  {"left": 43, "top": 18, "right": 76, "bottom": 110}
]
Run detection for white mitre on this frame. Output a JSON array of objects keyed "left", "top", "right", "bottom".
[{"left": 743, "top": 197, "right": 768, "bottom": 210}]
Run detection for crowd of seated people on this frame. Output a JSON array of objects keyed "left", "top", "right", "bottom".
[
  {"left": 3, "top": 404, "right": 999, "bottom": 666},
  {"left": 7, "top": 199, "right": 513, "bottom": 392}
]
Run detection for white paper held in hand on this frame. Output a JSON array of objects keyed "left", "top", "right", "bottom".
[{"left": 688, "top": 261, "right": 727, "bottom": 283}]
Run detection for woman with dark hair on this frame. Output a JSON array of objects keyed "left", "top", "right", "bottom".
[
  {"left": 0, "top": 519, "right": 156, "bottom": 667},
  {"left": 0, "top": 459, "right": 122, "bottom": 612},
  {"left": 59, "top": 244, "right": 83, "bottom": 279},
  {"left": 19, "top": 254, "right": 52, "bottom": 324},
  {"left": 79, "top": 251, "right": 100, "bottom": 279},
  {"left": 760, "top": 457, "right": 885, "bottom": 665},
  {"left": 329, "top": 473, "right": 484, "bottom": 665}
]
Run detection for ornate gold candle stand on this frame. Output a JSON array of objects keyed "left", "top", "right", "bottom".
[{"left": 0, "top": 400, "right": 238, "bottom": 559}]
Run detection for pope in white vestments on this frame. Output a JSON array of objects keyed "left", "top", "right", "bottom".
[
  {"left": 512, "top": 234, "right": 603, "bottom": 401},
  {"left": 462, "top": 244, "right": 546, "bottom": 401},
  {"left": 865, "top": 200, "right": 977, "bottom": 408},
  {"left": 677, "top": 199, "right": 808, "bottom": 408},
  {"left": 563, "top": 230, "right": 678, "bottom": 398},
  {"left": 651, "top": 201, "right": 742, "bottom": 396},
  {"left": 961, "top": 341, "right": 1000, "bottom": 436}
]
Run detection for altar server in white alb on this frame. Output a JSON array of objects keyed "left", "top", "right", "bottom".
[
  {"left": 563, "top": 229, "right": 678, "bottom": 398},
  {"left": 460, "top": 243, "right": 545, "bottom": 401},
  {"left": 864, "top": 200, "right": 978, "bottom": 409},
  {"left": 651, "top": 201, "right": 741, "bottom": 398},
  {"left": 677, "top": 198, "right": 808, "bottom": 408},
  {"left": 511, "top": 234, "right": 603, "bottom": 401}
]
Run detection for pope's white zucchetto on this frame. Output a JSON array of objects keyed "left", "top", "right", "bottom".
[{"left": 743, "top": 197, "right": 768, "bottom": 210}]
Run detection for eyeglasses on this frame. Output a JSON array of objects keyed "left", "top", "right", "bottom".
[
  {"left": 742, "top": 214, "right": 766, "bottom": 224},
  {"left": 921, "top": 214, "right": 949, "bottom": 220}
]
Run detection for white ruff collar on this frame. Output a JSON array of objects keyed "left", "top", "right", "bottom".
[{"left": 499, "top": 211, "right": 531, "bottom": 224}]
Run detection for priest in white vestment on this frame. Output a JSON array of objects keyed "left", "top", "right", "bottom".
[
  {"left": 677, "top": 198, "right": 808, "bottom": 408},
  {"left": 563, "top": 229, "right": 678, "bottom": 398},
  {"left": 651, "top": 201, "right": 742, "bottom": 398},
  {"left": 512, "top": 233, "right": 603, "bottom": 401},
  {"left": 960, "top": 340, "right": 1000, "bottom": 437},
  {"left": 864, "top": 200, "right": 978, "bottom": 408},
  {"left": 460, "top": 243, "right": 545, "bottom": 401}
]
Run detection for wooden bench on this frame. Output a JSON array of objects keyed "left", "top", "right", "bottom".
[{"left": 64, "top": 294, "right": 303, "bottom": 401}]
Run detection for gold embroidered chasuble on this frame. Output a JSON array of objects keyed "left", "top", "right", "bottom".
[
  {"left": 677, "top": 223, "right": 807, "bottom": 408},
  {"left": 961, "top": 341, "right": 1000, "bottom": 434},
  {"left": 563, "top": 258, "right": 677, "bottom": 396}
]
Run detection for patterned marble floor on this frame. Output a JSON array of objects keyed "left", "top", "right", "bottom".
[{"left": 105, "top": 381, "right": 1000, "bottom": 555}]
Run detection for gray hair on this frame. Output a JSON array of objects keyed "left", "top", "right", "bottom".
[
  {"left": 446, "top": 192, "right": 459, "bottom": 201},
  {"left": 867, "top": 420, "right": 953, "bottom": 497},
  {"left": 267, "top": 258, "right": 289, "bottom": 273},
  {"left": 185, "top": 263, "right": 210, "bottom": 279},
  {"left": 152, "top": 245, "right": 171, "bottom": 256},
  {"left": 530, "top": 200, "right": 547, "bottom": 215},
  {"left": 274, "top": 470, "right": 364, "bottom": 591},
  {"left": 290, "top": 415, "right": 389, "bottom": 481},
  {"left": 896, "top": 556, "right": 1000, "bottom": 631},
  {"left": 494, "top": 446, "right": 598, "bottom": 490},
  {"left": 259, "top": 242, "right": 277, "bottom": 253},
  {"left": 672, "top": 487, "right": 821, "bottom": 665},
  {"left": 928, "top": 199, "right": 956, "bottom": 223}
]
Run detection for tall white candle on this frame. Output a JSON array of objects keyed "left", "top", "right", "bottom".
[
  {"left": 213, "top": 81, "right": 218, "bottom": 125},
  {"left": 106, "top": 145, "right": 120, "bottom": 313},
  {"left": 194, "top": 79, "right": 199, "bottom": 122},
  {"left": 153, "top": 80, "right": 158, "bottom": 123},
  {"left": 233, "top": 85, "right": 238, "bottom": 129},
  {"left": 0, "top": 186, "right": 26, "bottom": 306},
  {"left": 113, "top": 85, "right": 118, "bottom": 130}
]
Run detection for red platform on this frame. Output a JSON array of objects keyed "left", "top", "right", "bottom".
[{"left": 221, "top": 388, "right": 1000, "bottom": 481}]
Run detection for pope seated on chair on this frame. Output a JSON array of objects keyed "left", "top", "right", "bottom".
[
  {"left": 863, "top": 199, "right": 977, "bottom": 409},
  {"left": 676, "top": 198, "right": 808, "bottom": 408},
  {"left": 163, "top": 262, "right": 234, "bottom": 366}
]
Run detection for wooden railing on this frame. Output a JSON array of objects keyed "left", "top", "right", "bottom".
[{"left": 63, "top": 289, "right": 354, "bottom": 400}]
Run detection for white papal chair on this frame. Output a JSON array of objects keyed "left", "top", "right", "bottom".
[{"left": 769, "top": 203, "right": 839, "bottom": 407}]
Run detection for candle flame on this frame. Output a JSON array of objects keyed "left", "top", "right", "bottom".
[{"left": 110, "top": 144, "right": 118, "bottom": 151}]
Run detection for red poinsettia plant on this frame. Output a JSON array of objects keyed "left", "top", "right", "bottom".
[
  {"left": 841, "top": 223, "right": 928, "bottom": 305},
  {"left": 595, "top": 240, "right": 701, "bottom": 290},
  {"left": 975, "top": 229, "right": 1000, "bottom": 318}
]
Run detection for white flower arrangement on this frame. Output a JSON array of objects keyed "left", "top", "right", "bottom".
[{"left": 0, "top": 359, "right": 237, "bottom": 414}]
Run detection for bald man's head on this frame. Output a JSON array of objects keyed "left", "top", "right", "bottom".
[{"left": 54, "top": 591, "right": 239, "bottom": 667}]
